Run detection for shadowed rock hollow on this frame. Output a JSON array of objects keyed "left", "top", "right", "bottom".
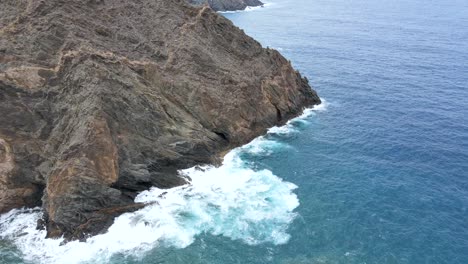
[{"left": 0, "top": 0, "right": 320, "bottom": 241}]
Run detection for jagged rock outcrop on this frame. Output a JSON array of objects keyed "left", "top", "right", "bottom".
[
  {"left": 0, "top": 0, "right": 320, "bottom": 241},
  {"left": 188, "top": 0, "right": 263, "bottom": 12}
]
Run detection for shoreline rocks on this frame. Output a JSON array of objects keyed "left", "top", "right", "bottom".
[
  {"left": 0, "top": 0, "right": 320, "bottom": 241},
  {"left": 188, "top": 0, "right": 264, "bottom": 12}
]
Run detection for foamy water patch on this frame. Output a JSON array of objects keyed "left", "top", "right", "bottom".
[
  {"left": 0, "top": 155, "right": 299, "bottom": 263},
  {"left": 240, "top": 136, "right": 289, "bottom": 156},
  {"left": 268, "top": 100, "right": 328, "bottom": 135},
  {"left": 0, "top": 100, "right": 327, "bottom": 264},
  {"left": 218, "top": 1, "right": 273, "bottom": 14}
]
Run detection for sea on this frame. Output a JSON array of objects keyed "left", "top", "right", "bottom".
[{"left": 1, "top": 0, "right": 468, "bottom": 263}]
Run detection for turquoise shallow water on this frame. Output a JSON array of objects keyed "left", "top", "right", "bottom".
[{"left": 2, "top": 0, "right": 468, "bottom": 263}]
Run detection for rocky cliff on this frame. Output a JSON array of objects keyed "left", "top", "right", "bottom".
[
  {"left": 188, "top": 0, "right": 263, "bottom": 12},
  {"left": 0, "top": 0, "right": 320, "bottom": 241}
]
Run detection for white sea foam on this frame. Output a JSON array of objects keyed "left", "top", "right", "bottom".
[
  {"left": 267, "top": 99, "right": 328, "bottom": 135},
  {"left": 0, "top": 100, "right": 327, "bottom": 264}
]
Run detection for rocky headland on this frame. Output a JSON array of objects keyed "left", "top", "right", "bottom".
[
  {"left": 0, "top": 0, "right": 320, "bottom": 241},
  {"left": 188, "top": 0, "right": 264, "bottom": 12}
]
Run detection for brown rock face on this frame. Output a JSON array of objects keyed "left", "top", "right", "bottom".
[
  {"left": 0, "top": 138, "right": 42, "bottom": 213},
  {"left": 0, "top": 0, "right": 320, "bottom": 240}
]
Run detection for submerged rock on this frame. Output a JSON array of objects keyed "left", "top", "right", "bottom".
[
  {"left": 188, "top": 0, "right": 264, "bottom": 12},
  {"left": 0, "top": 0, "right": 320, "bottom": 240}
]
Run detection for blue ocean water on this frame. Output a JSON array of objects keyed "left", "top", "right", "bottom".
[{"left": 2, "top": 0, "right": 468, "bottom": 263}]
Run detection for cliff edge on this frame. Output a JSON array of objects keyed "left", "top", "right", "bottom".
[{"left": 0, "top": 0, "right": 320, "bottom": 241}]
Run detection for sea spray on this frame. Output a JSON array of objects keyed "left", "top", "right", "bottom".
[
  {"left": 0, "top": 102, "right": 326, "bottom": 264},
  {"left": 217, "top": 1, "right": 273, "bottom": 14}
]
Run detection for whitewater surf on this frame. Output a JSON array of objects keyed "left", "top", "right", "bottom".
[{"left": 0, "top": 102, "right": 327, "bottom": 264}]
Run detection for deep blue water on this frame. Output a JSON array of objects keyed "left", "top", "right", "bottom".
[
  {"left": 220, "top": 0, "right": 468, "bottom": 262},
  {"left": 2, "top": 0, "right": 468, "bottom": 263}
]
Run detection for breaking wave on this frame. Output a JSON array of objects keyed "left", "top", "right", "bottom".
[
  {"left": 0, "top": 101, "right": 327, "bottom": 264},
  {"left": 218, "top": 1, "right": 273, "bottom": 14}
]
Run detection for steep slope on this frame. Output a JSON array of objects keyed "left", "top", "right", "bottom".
[{"left": 0, "top": 0, "right": 320, "bottom": 240}]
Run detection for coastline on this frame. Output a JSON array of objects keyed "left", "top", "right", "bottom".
[
  {"left": 188, "top": 0, "right": 265, "bottom": 12},
  {"left": 0, "top": 100, "right": 326, "bottom": 264},
  {"left": 217, "top": 0, "right": 272, "bottom": 13},
  {"left": 0, "top": 0, "right": 320, "bottom": 240}
]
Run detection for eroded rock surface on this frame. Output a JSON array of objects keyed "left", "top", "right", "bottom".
[{"left": 0, "top": 0, "right": 320, "bottom": 240}]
